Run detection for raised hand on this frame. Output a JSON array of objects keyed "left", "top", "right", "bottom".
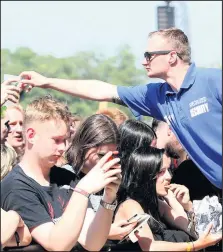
[
  {"left": 18, "top": 71, "right": 48, "bottom": 92},
  {"left": 76, "top": 151, "right": 121, "bottom": 195},
  {"left": 1, "top": 78, "right": 21, "bottom": 106},
  {"left": 166, "top": 183, "right": 191, "bottom": 210}
]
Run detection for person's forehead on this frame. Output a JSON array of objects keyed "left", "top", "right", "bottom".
[
  {"left": 7, "top": 108, "right": 23, "bottom": 120},
  {"left": 97, "top": 143, "right": 117, "bottom": 152},
  {"left": 146, "top": 35, "right": 171, "bottom": 51},
  {"left": 35, "top": 119, "right": 68, "bottom": 135}
]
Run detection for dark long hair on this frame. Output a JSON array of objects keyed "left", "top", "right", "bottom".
[
  {"left": 66, "top": 114, "right": 119, "bottom": 173},
  {"left": 117, "top": 146, "right": 165, "bottom": 234},
  {"left": 118, "top": 119, "right": 157, "bottom": 163}
]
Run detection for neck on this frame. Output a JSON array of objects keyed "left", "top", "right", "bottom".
[
  {"left": 164, "top": 63, "right": 190, "bottom": 92},
  {"left": 176, "top": 151, "right": 189, "bottom": 167},
  {"left": 19, "top": 150, "right": 52, "bottom": 186}
]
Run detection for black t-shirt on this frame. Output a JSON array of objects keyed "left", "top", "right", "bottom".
[
  {"left": 171, "top": 160, "right": 222, "bottom": 201},
  {"left": 1, "top": 165, "right": 86, "bottom": 229}
]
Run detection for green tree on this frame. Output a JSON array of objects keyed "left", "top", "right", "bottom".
[{"left": 1, "top": 46, "right": 148, "bottom": 117}]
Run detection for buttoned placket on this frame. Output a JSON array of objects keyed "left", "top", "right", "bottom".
[{"left": 176, "top": 91, "right": 187, "bottom": 122}]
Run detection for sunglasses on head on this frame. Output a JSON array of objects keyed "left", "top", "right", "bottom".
[
  {"left": 4, "top": 120, "right": 10, "bottom": 132},
  {"left": 144, "top": 50, "right": 182, "bottom": 61}
]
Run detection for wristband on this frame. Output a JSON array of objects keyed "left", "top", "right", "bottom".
[
  {"left": 186, "top": 242, "right": 194, "bottom": 252},
  {"left": 15, "top": 231, "right": 20, "bottom": 247},
  {"left": 70, "top": 187, "right": 90, "bottom": 198}
]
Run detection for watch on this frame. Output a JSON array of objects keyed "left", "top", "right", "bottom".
[{"left": 100, "top": 199, "right": 118, "bottom": 211}]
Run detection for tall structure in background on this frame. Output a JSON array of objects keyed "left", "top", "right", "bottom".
[
  {"left": 156, "top": 1, "right": 190, "bottom": 39},
  {"left": 157, "top": 1, "right": 175, "bottom": 30}
]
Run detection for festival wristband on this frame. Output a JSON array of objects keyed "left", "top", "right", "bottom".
[{"left": 70, "top": 187, "right": 90, "bottom": 198}]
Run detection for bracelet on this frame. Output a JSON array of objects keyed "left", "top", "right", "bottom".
[
  {"left": 15, "top": 231, "right": 20, "bottom": 247},
  {"left": 186, "top": 242, "right": 194, "bottom": 252},
  {"left": 100, "top": 199, "right": 117, "bottom": 211},
  {"left": 70, "top": 187, "right": 90, "bottom": 198}
]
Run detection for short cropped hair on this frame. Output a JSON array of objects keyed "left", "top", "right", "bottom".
[
  {"left": 6, "top": 104, "right": 24, "bottom": 114},
  {"left": 1, "top": 144, "right": 17, "bottom": 180},
  {"left": 149, "top": 28, "right": 191, "bottom": 64},
  {"left": 96, "top": 107, "right": 128, "bottom": 126},
  {"left": 24, "top": 95, "right": 71, "bottom": 128}
]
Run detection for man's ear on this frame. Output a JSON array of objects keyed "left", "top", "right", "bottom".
[
  {"left": 169, "top": 51, "right": 178, "bottom": 65},
  {"left": 26, "top": 128, "right": 36, "bottom": 144}
]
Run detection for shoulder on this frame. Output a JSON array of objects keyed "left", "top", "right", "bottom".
[
  {"left": 118, "top": 82, "right": 166, "bottom": 95},
  {"left": 1, "top": 165, "right": 32, "bottom": 191},
  {"left": 117, "top": 82, "right": 168, "bottom": 107},
  {"left": 116, "top": 198, "right": 145, "bottom": 220},
  {"left": 197, "top": 67, "right": 221, "bottom": 74},
  {"left": 1, "top": 167, "right": 41, "bottom": 210},
  {"left": 196, "top": 67, "right": 222, "bottom": 81},
  {"left": 121, "top": 198, "right": 143, "bottom": 208}
]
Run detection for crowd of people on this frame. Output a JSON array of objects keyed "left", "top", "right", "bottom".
[{"left": 1, "top": 27, "right": 222, "bottom": 251}]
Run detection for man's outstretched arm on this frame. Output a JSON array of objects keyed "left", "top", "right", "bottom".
[{"left": 19, "top": 71, "right": 126, "bottom": 106}]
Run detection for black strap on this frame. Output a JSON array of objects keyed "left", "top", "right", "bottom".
[{"left": 14, "top": 232, "right": 20, "bottom": 247}]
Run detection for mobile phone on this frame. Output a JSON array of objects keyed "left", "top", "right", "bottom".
[
  {"left": 121, "top": 214, "right": 140, "bottom": 228},
  {"left": 98, "top": 152, "right": 119, "bottom": 161},
  {"left": 118, "top": 213, "right": 150, "bottom": 244},
  {"left": 3, "top": 74, "right": 20, "bottom": 107}
]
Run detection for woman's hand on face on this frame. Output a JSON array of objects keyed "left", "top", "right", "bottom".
[
  {"left": 108, "top": 220, "right": 137, "bottom": 240},
  {"left": 165, "top": 184, "right": 190, "bottom": 206},
  {"left": 103, "top": 154, "right": 122, "bottom": 203},
  {"left": 103, "top": 174, "right": 122, "bottom": 203},
  {"left": 77, "top": 151, "right": 121, "bottom": 195}
]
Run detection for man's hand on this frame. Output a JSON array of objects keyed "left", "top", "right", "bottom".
[
  {"left": 1, "top": 78, "right": 21, "bottom": 105},
  {"left": 108, "top": 220, "right": 137, "bottom": 240},
  {"left": 19, "top": 71, "right": 48, "bottom": 92},
  {"left": 77, "top": 151, "right": 121, "bottom": 195}
]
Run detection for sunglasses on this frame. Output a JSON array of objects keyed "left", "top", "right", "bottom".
[
  {"left": 144, "top": 50, "right": 182, "bottom": 61},
  {"left": 4, "top": 120, "right": 11, "bottom": 132}
]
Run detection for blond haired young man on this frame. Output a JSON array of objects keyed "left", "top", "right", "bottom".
[{"left": 1, "top": 96, "right": 122, "bottom": 251}]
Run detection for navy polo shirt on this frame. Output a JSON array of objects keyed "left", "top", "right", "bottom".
[{"left": 117, "top": 63, "right": 222, "bottom": 189}]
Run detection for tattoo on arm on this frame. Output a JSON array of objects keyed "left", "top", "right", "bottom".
[{"left": 111, "top": 96, "right": 127, "bottom": 107}]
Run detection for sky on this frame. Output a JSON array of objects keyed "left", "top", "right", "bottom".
[{"left": 1, "top": 1, "right": 222, "bottom": 69}]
